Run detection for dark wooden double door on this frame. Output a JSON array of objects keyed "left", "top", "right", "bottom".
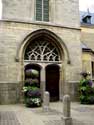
[
  {"left": 25, "top": 64, "right": 60, "bottom": 102},
  {"left": 46, "top": 65, "right": 60, "bottom": 101}
]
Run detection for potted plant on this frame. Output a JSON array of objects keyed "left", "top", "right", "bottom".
[{"left": 23, "top": 69, "right": 41, "bottom": 107}]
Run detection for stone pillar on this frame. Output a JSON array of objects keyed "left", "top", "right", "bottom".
[
  {"left": 59, "top": 65, "right": 63, "bottom": 101},
  {"left": 40, "top": 67, "right": 46, "bottom": 100},
  {"left": 62, "top": 95, "right": 72, "bottom": 125},
  {"left": 43, "top": 91, "right": 50, "bottom": 111}
]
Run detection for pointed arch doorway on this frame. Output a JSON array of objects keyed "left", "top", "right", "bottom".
[
  {"left": 20, "top": 29, "right": 68, "bottom": 101},
  {"left": 46, "top": 64, "right": 60, "bottom": 101}
]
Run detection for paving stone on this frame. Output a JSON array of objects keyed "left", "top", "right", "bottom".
[
  {"left": 72, "top": 107, "right": 94, "bottom": 112},
  {"left": 31, "top": 108, "right": 62, "bottom": 115},
  {"left": 43, "top": 119, "right": 86, "bottom": 125},
  {"left": 0, "top": 103, "right": 94, "bottom": 125},
  {"left": 0, "top": 111, "right": 20, "bottom": 125}
]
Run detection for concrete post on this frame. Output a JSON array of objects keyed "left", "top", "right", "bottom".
[
  {"left": 43, "top": 91, "right": 50, "bottom": 112},
  {"left": 40, "top": 67, "right": 46, "bottom": 100},
  {"left": 62, "top": 95, "right": 72, "bottom": 125}
]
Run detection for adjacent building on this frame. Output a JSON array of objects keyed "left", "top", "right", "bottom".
[{"left": 80, "top": 11, "right": 94, "bottom": 81}]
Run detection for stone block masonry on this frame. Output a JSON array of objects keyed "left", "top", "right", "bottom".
[{"left": 0, "top": 20, "right": 82, "bottom": 103}]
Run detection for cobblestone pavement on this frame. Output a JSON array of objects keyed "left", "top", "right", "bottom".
[
  {"left": 0, "top": 111, "right": 20, "bottom": 125},
  {"left": 0, "top": 102, "right": 94, "bottom": 125}
]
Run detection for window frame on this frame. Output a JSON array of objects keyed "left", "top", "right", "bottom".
[
  {"left": 35, "top": 0, "right": 49, "bottom": 22},
  {"left": 91, "top": 61, "right": 94, "bottom": 79}
]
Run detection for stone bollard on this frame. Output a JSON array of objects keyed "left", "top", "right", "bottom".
[
  {"left": 43, "top": 91, "right": 50, "bottom": 112},
  {"left": 62, "top": 95, "right": 72, "bottom": 125}
]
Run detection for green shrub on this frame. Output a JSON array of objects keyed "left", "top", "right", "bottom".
[
  {"left": 25, "top": 97, "right": 41, "bottom": 107},
  {"left": 79, "top": 72, "right": 94, "bottom": 104},
  {"left": 25, "top": 69, "right": 39, "bottom": 78}
]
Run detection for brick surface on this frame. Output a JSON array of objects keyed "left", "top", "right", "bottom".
[
  {"left": 0, "top": 103, "right": 94, "bottom": 125},
  {"left": 0, "top": 111, "right": 20, "bottom": 125}
]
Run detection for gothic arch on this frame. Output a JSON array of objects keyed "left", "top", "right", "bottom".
[
  {"left": 24, "top": 63, "right": 42, "bottom": 70},
  {"left": 15, "top": 29, "right": 70, "bottom": 64}
]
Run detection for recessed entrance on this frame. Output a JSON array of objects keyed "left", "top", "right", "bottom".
[
  {"left": 46, "top": 64, "right": 60, "bottom": 101},
  {"left": 22, "top": 29, "right": 66, "bottom": 101}
]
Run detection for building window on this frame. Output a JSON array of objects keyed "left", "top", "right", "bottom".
[
  {"left": 82, "top": 15, "right": 91, "bottom": 24},
  {"left": 36, "top": 0, "right": 49, "bottom": 21},
  {"left": 92, "top": 62, "right": 94, "bottom": 78}
]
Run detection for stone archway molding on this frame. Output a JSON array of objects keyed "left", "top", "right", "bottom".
[
  {"left": 15, "top": 29, "right": 71, "bottom": 64},
  {"left": 24, "top": 63, "right": 42, "bottom": 70}
]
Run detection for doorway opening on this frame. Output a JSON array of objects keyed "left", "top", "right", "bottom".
[
  {"left": 46, "top": 64, "right": 60, "bottom": 101},
  {"left": 22, "top": 29, "right": 67, "bottom": 101}
]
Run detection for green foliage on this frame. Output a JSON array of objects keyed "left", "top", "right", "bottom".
[
  {"left": 80, "top": 86, "right": 87, "bottom": 91},
  {"left": 23, "top": 86, "right": 39, "bottom": 92},
  {"left": 80, "top": 95, "right": 88, "bottom": 104},
  {"left": 25, "top": 69, "right": 39, "bottom": 78},
  {"left": 79, "top": 75, "right": 94, "bottom": 104},
  {"left": 25, "top": 98, "right": 41, "bottom": 107},
  {"left": 23, "top": 69, "right": 41, "bottom": 107}
]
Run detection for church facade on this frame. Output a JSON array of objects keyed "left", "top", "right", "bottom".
[{"left": 0, "top": 0, "right": 87, "bottom": 104}]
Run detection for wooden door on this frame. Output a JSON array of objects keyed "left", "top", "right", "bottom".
[{"left": 46, "top": 65, "right": 59, "bottom": 101}]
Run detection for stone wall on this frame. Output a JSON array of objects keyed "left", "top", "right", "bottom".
[
  {"left": 67, "top": 81, "right": 80, "bottom": 101},
  {"left": 81, "top": 25, "right": 94, "bottom": 51},
  {"left": 0, "top": 83, "right": 21, "bottom": 104},
  {"left": 0, "top": 21, "right": 82, "bottom": 103},
  {"left": 2, "top": 0, "right": 33, "bottom": 21},
  {"left": 50, "top": 0, "right": 80, "bottom": 28},
  {"left": 2, "top": 0, "right": 80, "bottom": 28}
]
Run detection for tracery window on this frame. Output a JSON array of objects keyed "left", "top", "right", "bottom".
[{"left": 24, "top": 40, "right": 60, "bottom": 62}]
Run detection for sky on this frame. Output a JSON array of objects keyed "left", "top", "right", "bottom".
[
  {"left": 0, "top": 0, "right": 2, "bottom": 18},
  {"left": 79, "top": 0, "right": 94, "bottom": 13},
  {"left": 0, "top": 0, "right": 94, "bottom": 19}
]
